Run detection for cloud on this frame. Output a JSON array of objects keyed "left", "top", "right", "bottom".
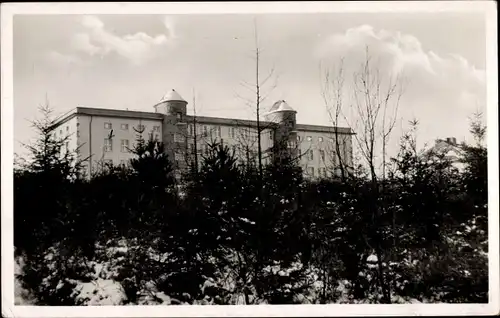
[
  {"left": 163, "top": 16, "right": 177, "bottom": 39},
  {"left": 315, "top": 25, "right": 486, "bottom": 113},
  {"left": 71, "top": 15, "right": 175, "bottom": 65},
  {"left": 71, "top": 33, "right": 102, "bottom": 57},
  {"left": 315, "top": 24, "right": 486, "bottom": 157},
  {"left": 45, "top": 50, "right": 83, "bottom": 65}
]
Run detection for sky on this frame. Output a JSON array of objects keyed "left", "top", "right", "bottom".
[{"left": 13, "top": 11, "right": 487, "bottom": 160}]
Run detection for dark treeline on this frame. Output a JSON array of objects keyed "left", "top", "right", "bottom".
[{"left": 14, "top": 106, "right": 488, "bottom": 305}]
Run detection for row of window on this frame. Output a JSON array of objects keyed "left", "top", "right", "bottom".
[
  {"left": 57, "top": 130, "right": 81, "bottom": 138},
  {"left": 306, "top": 167, "right": 328, "bottom": 178},
  {"left": 104, "top": 122, "right": 161, "bottom": 133},
  {"left": 104, "top": 139, "right": 130, "bottom": 152},
  {"left": 102, "top": 159, "right": 127, "bottom": 166},
  {"left": 103, "top": 138, "right": 337, "bottom": 163},
  {"left": 59, "top": 122, "right": 342, "bottom": 147},
  {"left": 299, "top": 136, "right": 336, "bottom": 143},
  {"left": 305, "top": 149, "right": 326, "bottom": 161},
  {"left": 103, "top": 132, "right": 161, "bottom": 152},
  {"left": 187, "top": 124, "right": 262, "bottom": 141},
  {"left": 55, "top": 125, "right": 73, "bottom": 136}
]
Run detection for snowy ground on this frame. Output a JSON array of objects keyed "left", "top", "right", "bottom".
[
  {"left": 14, "top": 236, "right": 481, "bottom": 305},
  {"left": 15, "top": 257, "right": 35, "bottom": 305}
]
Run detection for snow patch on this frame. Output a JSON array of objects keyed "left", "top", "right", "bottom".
[{"left": 73, "top": 279, "right": 126, "bottom": 305}]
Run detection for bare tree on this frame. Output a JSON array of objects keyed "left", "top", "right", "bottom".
[
  {"left": 235, "top": 17, "right": 279, "bottom": 180},
  {"left": 191, "top": 89, "right": 200, "bottom": 175},
  {"left": 350, "top": 47, "right": 404, "bottom": 182},
  {"left": 321, "top": 58, "right": 350, "bottom": 181},
  {"left": 320, "top": 46, "right": 406, "bottom": 303}
]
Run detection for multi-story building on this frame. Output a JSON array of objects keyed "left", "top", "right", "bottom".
[
  {"left": 426, "top": 137, "right": 465, "bottom": 172},
  {"left": 51, "top": 89, "right": 354, "bottom": 179}
]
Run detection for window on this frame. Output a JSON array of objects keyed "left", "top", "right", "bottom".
[
  {"left": 66, "top": 126, "right": 69, "bottom": 132},
  {"left": 329, "top": 138, "right": 335, "bottom": 143},
  {"left": 174, "top": 133, "right": 184, "bottom": 143},
  {"left": 308, "top": 167, "right": 314, "bottom": 176},
  {"left": 189, "top": 124, "right": 193, "bottom": 136},
  {"left": 319, "top": 150, "right": 325, "bottom": 161},
  {"left": 217, "top": 126, "right": 221, "bottom": 137},
  {"left": 176, "top": 113, "right": 182, "bottom": 120},
  {"left": 104, "top": 138, "right": 113, "bottom": 152},
  {"left": 104, "top": 122, "right": 112, "bottom": 129},
  {"left": 76, "top": 122, "right": 80, "bottom": 127},
  {"left": 319, "top": 168, "right": 326, "bottom": 178},
  {"left": 308, "top": 150, "right": 314, "bottom": 161},
  {"left": 121, "top": 139, "right": 129, "bottom": 153},
  {"left": 269, "top": 130, "right": 273, "bottom": 140},
  {"left": 60, "top": 129, "right": 62, "bottom": 135},
  {"left": 121, "top": 123, "right": 129, "bottom": 130},
  {"left": 153, "top": 125, "right": 160, "bottom": 132},
  {"left": 307, "top": 136, "right": 312, "bottom": 142},
  {"left": 231, "top": 127, "right": 236, "bottom": 138},
  {"left": 203, "top": 126, "right": 208, "bottom": 137},
  {"left": 318, "top": 137, "right": 323, "bottom": 142},
  {"left": 154, "top": 134, "right": 159, "bottom": 140},
  {"left": 65, "top": 142, "right": 69, "bottom": 151}
]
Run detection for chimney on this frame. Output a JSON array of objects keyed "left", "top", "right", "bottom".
[{"left": 446, "top": 137, "right": 457, "bottom": 145}]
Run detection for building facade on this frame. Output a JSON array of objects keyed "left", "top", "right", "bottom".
[
  {"left": 426, "top": 137, "right": 465, "bottom": 172},
  {"left": 51, "top": 89, "right": 354, "bottom": 179}
]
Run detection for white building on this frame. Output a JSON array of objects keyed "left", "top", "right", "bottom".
[
  {"left": 426, "top": 137, "right": 465, "bottom": 172},
  {"left": 51, "top": 89, "right": 354, "bottom": 179}
]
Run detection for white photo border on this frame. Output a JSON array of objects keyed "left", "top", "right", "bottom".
[{"left": 1, "top": 1, "right": 498, "bottom": 317}]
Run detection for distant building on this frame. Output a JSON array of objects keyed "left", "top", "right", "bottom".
[
  {"left": 51, "top": 89, "right": 354, "bottom": 179},
  {"left": 426, "top": 137, "right": 465, "bottom": 171}
]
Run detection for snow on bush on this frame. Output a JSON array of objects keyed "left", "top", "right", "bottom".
[{"left": 72, "top": 279, "right": 126, "bottom": 305}]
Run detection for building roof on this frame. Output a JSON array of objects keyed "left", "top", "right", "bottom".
[
  {"left": 51, "top": 107, "right": 163, "bottom": 128},
  {"left": 196, "top": 116, "right": 273, "bottom": 128},
  {"left": 51, "top": 106, "right": 354, "bottom": 135},
  {"left": 159, "top": 89, "right": 186, "bottom": 103},
  {"left": 425, "top": 138, "right": 464, "bottom": 160},
  {"left": 267, "top": 100, "right": 296, "bottom": 113},
  {"left": 296, "top": 124, "right": 354, "bottom": 134}
]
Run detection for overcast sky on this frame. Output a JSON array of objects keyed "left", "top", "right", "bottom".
[{"left": 13, "top": 11, "right": 487, "bottom": 159}]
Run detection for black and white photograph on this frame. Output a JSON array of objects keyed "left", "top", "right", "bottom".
[{"left": 1, "top": 1, "right": 498, "bottom": 316}]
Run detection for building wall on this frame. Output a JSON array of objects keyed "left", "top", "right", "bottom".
[
  {"left": 52, "top": 116, "right": 79, "bottom": 159},
  {"left": 296, "top": 130, "right": 353, "bottom": 179},
  {"left": 76, "top": 114, "right": 163, "bottom": 175},
  {"left": 184, "top": 120, "right": 275, "bottom": 167}
]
